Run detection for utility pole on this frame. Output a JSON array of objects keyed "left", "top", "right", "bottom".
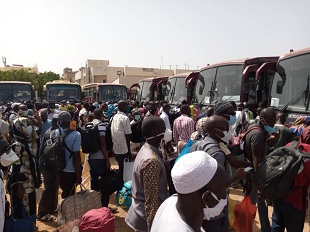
[
  {"left": 2, "top": 56, "right": 6, "bottom": 67},
  {"left": 196, "top": 66, "right": 199, "bottom": 70},
  {"left": 161, "top": 56, "right": 163, "bottom": 69},
  {"left": 184, "top": 63, "right": 187, "bottom": 69},
  {"left": 169, "top": 65, "right": 172, "bottom": 70}
]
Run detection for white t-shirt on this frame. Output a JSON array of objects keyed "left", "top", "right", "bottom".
[
  {"left": 151, "top": 195, "right": 205, "bottom": 232},
  {"left": 160, "top": 111, "right": 171, "bottom": 130},
  {"left": 111, "top": 111, "right": 132, "bottom": 154}
]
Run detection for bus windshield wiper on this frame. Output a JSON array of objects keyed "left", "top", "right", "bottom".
[
  {"left": 305, "top": 75, "right": 310, "bottom": 111},
  {"left": 280, "top": 75, "right": 309, "bottom": 112}
]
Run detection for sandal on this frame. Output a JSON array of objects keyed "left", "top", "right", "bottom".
[{"left": 39, "top": 214, "right": 56, "bottom": 221}]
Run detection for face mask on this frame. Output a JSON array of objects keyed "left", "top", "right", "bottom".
[
  {"left": 134, "top": 115, "right": 141, "bottom": 121},
  {"left": 203, "top": 191, "right": 227, "bottom": 220},
  {"left": 215, "top": 128, "right": 231, "bottom": 144},
  {"left": 163, "top": 129, "right": 172, "bottom": 143},
  {"left": 1, "top": 148, "right": 19, "bottom": 167},
  {"left": 228, "top": 115, "right": 237, "bottom": 125},
  {"left": 244, "top": 108, "right": 248, "bottom": 112},
  {"left": 22, "top": 110, "right": 28, "bottom": 117},
  {"left": 146, "top": 132, "right": 164, "bottom": 141},
  {"left": 261, "top": 119, "right": 276, "bottom": 135},
  {"left": 26, "top": 125, "right": 33, "bottom": 135}
]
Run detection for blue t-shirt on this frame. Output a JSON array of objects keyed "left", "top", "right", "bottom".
[
  {"left": 40, "top": 120, "right": 52, "bottom": 143},
  {"left": 56, "top": 128, "right": 81, "bottom": 172}
]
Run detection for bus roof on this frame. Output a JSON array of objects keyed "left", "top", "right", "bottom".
[
  {"left": 82, "top": 83, "right": 127, "bottom": 88},
  {"left": 168, "top": 72, "right": 194, "bottom": 79},
  {"left": 279, "top": 47, "right": 310, "bottom": 61},
  {"left": 200, "top": 57, "right": 279, "bottom": 71},
  {"left": 139, "top": 76, "right": 169, "bottom": 83},
  {"left": 0, "top": 81, "right": 32, "bottom": 85},
  {"left": 46, "top": 82, "right": 80, "bottom": 86}
]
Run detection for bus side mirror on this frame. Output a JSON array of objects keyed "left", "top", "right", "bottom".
[
  {"left": 199, "top": 85, "right": 204, "bottom": 95},
  {"left": 276, "top": 81, "right": 283, "bottom": 94}
]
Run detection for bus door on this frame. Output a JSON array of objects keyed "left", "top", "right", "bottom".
[
  {"left": 156, "top": 79, "right": 168, "bottom": 101},
  {"left": 255, "top": 62, "right": 277, "bottom": 106},
  {"left": 242, "top": 64, "right": 259, "bottom": 105}
]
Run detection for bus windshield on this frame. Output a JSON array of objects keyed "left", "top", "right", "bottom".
[
  {"left": 214, "top": 65, "right": 243, "bottom": 103},
  {"left": 47, "top": 84, "right": 80, "bottom": 101},
  {"left": 0, "top": 84, "right": 33, "bottom": 102},
  {"left": 270, "top": 53, "right": 310, "bottom": 112},
  {"left": 171, "top": 77, "right": 187, "bottom": 105},
  {"left": 195, "top": 68, "right": 216, "bottom": 104},
  {"left": 98, "top": 85, "right": 127, "bottom": 102},
  {"left": 140, "top": 81, "right": 152, "bottom": 102}
]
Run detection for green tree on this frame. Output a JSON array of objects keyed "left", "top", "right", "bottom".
[{"left": 0, "top": 70, "right": 60, "bottom": 98}]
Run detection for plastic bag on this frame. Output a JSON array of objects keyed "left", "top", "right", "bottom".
[
  {"left": 233, "top": 196, "right": 257, "bottom": 232},
  {"left": 228, "top": 197, "right": 235, "bottom": 230},
  {"left": 123, "top": 158, "right": 134, "bottom": 182}
]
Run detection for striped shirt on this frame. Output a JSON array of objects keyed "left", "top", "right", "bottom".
[
  {"left": 173, "top": 114, "right": 195, "bottom": 143},
  {"left": 89, "top": 119, "right": 107, "bottom": 160}
]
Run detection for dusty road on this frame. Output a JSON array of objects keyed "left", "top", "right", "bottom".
[{"left": 33, "top": 157, "right": 309, "bottom": 231}]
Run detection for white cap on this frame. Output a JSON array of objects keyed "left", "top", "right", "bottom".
[
  {"left": 11, "top": 102, "right": 21, "bottom": 109},
  {"left": 172, "top": 151, "right": 218, "bottom": 194}
]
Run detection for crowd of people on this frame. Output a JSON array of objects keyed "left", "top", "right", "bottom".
[{"left": 0, "top": 98, "right": 309, "bottom": 232}]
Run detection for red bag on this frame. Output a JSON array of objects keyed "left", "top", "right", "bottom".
[
  {"left": 79, "top": 207, "right": 115, "bottom": 232},
  {"left": 232, "top": 196, "right": 257, "bottom": 232}
]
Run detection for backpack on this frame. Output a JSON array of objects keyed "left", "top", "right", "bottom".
[
  {"left": 254, "top": 141, "right": 310, "bottom": 200},
  {"left": 130, "top": 120, "right": 143, "bottom": 143},
  {"left": 81, "top": 122, "right": 100, "bottom": 153},
  {"left": 40, "top": 129, "right": 74, "bottom": 171},
  {"left": 116, "top": 181, "right": 132, "bottom": 210},
  {"left": 230, "top": 126, "right": 264, "bottom": 157},
  {"left": 190, "top": 139, "right": 223, "bottom": 157},
  {"left": 105, "top": 116, "right": 114, "bottom": 152}
]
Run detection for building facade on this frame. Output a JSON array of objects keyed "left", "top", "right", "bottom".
[{"left": 74, "top": 59, "right": 196, "bottom": 88}]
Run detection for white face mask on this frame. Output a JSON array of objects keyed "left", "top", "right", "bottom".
[
  {"left": 203, "top": 191, "right": 227, "bottom": 220},
  {"left": 215, "top": 128, "right": 231, "bottom": 144},
  {"left": 1, "top": 148, "right": 19, "bottom": 167},
  {"left": 146, "top": 132, "right": 164, "bottom": 141},
  {"left": 163, "top": 129, "right": 172, "bottom": 143}
]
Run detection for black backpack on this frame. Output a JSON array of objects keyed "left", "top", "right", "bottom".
[
  {"left": 81, "top": 122, "right": 100, "bottom": 153},
  {"left": 254, "top": 141, "right": 310, "bottom": 200},
  {"left": 40, "top": 129, "right": 74, "bottom": 171},
  {"left": 105, "top": 116, "right": 114, "bottom": 152},
  {"left": 130, "top": 120, "right": 143, "bottom": 143}
]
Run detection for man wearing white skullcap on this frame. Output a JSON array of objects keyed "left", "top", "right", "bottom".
[{"left": 151, "top": 151, "right": 227, "bottom": 232}]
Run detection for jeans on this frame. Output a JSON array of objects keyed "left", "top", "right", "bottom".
[
  {"left": 271, "top": 199, "right": 306, "bottom": 232},
  {"left": 249, "top": 173, "right": 271, "bottom": 232},
  {"left": 88, "top": 159, "right": 110, "bottom": 207}
]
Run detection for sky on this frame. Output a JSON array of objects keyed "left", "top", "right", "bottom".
[{"left": 1, "top": 0, "right": 310, "bottom": 74}]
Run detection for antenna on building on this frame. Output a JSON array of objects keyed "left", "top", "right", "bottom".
[{"left": 2, "top": 56, "right": 6, "bottom": 67}]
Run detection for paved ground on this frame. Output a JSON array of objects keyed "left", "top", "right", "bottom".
[{"left": 33, "top": 157, "right": 310, "bottom": 231}]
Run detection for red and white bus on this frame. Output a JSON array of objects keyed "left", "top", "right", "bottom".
[
  {"left": 165, "top": 72, "right": 198, "bottom": 107},
  {"left": 0, "top": 81, "right": 35, "bottom": 103},
  {"left": 194, "top": 57, "right": 279, "bottom": 109},
  {"left": 130, "top": 76, "right": 168, "bottom": 102},
  {"left": 82, "top": 83, "right": 128, "bottom": 103},
  {"left": 269, "top": 47, "right": 310, "bottom": 124}
]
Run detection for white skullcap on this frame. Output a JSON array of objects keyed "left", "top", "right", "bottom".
[{"left": 172, "top": 151, "right": 218, "bottom": 194}]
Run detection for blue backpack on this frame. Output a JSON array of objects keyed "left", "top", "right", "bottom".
[{"left": 116, "top": 181, "right": 132, "bottom": 210}]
